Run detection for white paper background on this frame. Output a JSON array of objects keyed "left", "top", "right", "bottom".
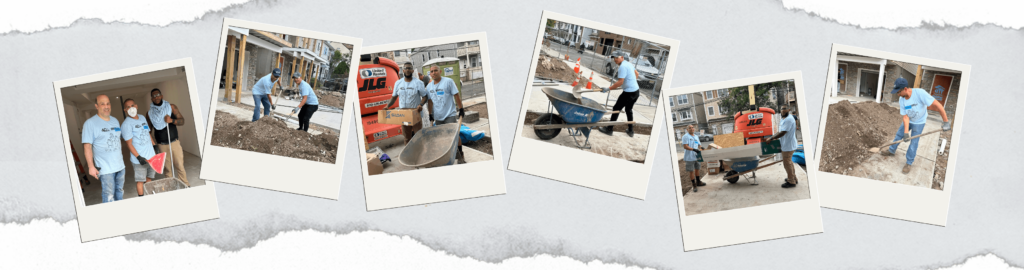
[{"left": 1, "top": 0, "right": 1022, "bottom": 269}]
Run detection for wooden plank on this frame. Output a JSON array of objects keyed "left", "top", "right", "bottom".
[
  {"left": 223, "top": 35, "right": 236, "bottom": 102},
  {"left": 699, "top": 143, "right": 764, "bottom": 161},
  {"left": 235, "top": 34, "right": 247, "bottom": 104},
  {"left": 713, "top": 132, "right": 745, "bottom": 148}
]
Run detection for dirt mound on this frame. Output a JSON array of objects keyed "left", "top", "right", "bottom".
[
  {"left": 211, "top": 111, "right": 338, "bottom": 163},
  {"left": 819, "top": 100, "right": 901, "bottom": 173},
  {"left": 535, "top": 55, "right": 577, "bottom": 83},
  {"left": 316, "top": 91, "right": 345, "bottom": 109}
]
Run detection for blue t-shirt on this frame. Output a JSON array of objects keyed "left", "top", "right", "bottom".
[
  {"left": 779, "top": 114, "right": 798, "bottom": 152},
  {"left": 681, "top": 133, "right": 700, "bottom": 161},
  {"left": 82, "top": 115, "right": 124, "bottom": 175},
  {"left": 298, "top": 80, "right": 319, "bottom": 106},
  {"left": 425, "top": 77, "right": 460, "bottom": 120},
  {"left": 251, "top": 73, "right": 278, "bottom": 95},
  {"left": 617, "top": 61, "right": 640, "bottom": 93},
  {"left": 148, "top": 101, "right": 173, "bottom": 130},
  {"left": 392, "top": 79, "right": 426, "bottom": 109},
  {"left": 899, "top": 88, "right": 936, "bottom": 125},
  {"left": 121, "top": 116, "right": 156, "bottom": 165}
]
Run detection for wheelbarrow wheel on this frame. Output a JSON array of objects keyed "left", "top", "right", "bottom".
[
  {"left": 725, "top": 170, "right": 740, "bottom": 184},
  {"left": 533, "top": 113, "right": 563, "bottom": 140}
]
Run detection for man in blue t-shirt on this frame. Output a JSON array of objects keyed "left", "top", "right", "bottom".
[
  {"left": 81, "top": 95, "right": 126, "bottom": 203},
  {"left": 767, "top": 105, "right": 800, "bottom": 188},
  {"left": 880, "top": 78, "right": 951, "bottom": 174},
  {"left": 251, "top": 68, "right": 282, "bottom": 122},
  {"left": 597, "top": 56, "right": 642, "bottom": 137},
  {"left": 423, "top": 64, "right": 466, "bottom": 164},
  {"left": 384, "top": 62, "right": 428, "bottom": 144},
  {"left": 680, "top": 125, "right": 706, "bottom": 192},
  {"left": 290, "top": 72, "right": 320, "bottom": 132},
  {"left": 120, "top": 98, "right": 159, "bottom": 197}
]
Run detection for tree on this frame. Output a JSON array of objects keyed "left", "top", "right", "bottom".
[
  {"left": 718, "top": 80, "right": 796, "bottom": 114},
  {"left": 332, "top": 53, "right": 349, "bottom": 78}
]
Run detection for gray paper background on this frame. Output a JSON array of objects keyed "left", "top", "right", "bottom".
[{"left": 1, "top": 0, "right": 1022, "bottom": 268}]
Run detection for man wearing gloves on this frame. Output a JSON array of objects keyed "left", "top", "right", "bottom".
[
  {"left": 597, "top": 55, "right": 643, "bottom": 137},
  {"left": 880, "top": 78, "right": 951, "bottom": 174},
  {"left": 384, "top": 62, "right": 427, "bottom": 144},
  {"left": 422, "top": 64, "right": 466, "bottom": 164},
  {"left": 252, "top": 68, "right": 283, "bottom": 122},
  {"left": 82, "top": 95, "right": 125, "bottom": 203},
  {"left": 291, "top": 72, "right": 319, "bottom": 132},
  {"left": 149, "top": 88, "right": 188, "bottom": 186},
  {"left": 120, "top": 99, "right": 158, "bottom": 197},
  {"left": 680, "top": 124, "right": 705, "bottom": 192}
]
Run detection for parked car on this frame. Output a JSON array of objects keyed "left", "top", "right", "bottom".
[
  {"left": 604, "top": 51, "right": 661, "bottom": 88},
  {"left": 698, "top": 133, "right": 714, "bottom": 142}
]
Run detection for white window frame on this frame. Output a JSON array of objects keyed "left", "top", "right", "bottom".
[
  {"left": 672, "top": 112, "right": 678, "bottom": 122},
  {"left": 708, "top": 106, "right": 715, "bottom": 116},
  {"left": 669, "top": 97, "right": 675, "bottom": 106},
  {"left": 679, "top": 94, "right": 688, "bottom": 104},
  {"left": 680, "top": 109, "right": 693, "bottom": 120}
]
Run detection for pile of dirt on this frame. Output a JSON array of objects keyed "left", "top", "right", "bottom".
[
  {"left": 523, "top": 111, "right": 652, "bottom": 136},
  {"left": 819, "top": 100, "right": 901, "bottom": 174},
  {"left": 535, "top": 55, "right": 577, "bottom": 83},
  {"left": 464, "top": 136, "right": 493, "bottom": 155},
  {"left": 466, "top": 103, "right": 488, "bottom": 119},
  {"left": 316, "top": 91, "right": 345, "bottom": 109},
  {"left": 211, "top": 111, "right": 338, "bottom": 163}
]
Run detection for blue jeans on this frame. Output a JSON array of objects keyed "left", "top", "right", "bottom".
[
  {"left": 888, "top": 122, "right": 925, "bottom": 165},
  {"left": 100, "top": 169, "right": 125, "bottom": 203},
  {"left": 252, "top": 94, "right": 272, "bottom": 121}
]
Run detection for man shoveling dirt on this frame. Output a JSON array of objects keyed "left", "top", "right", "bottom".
[
  {"left": 877, "top": 78, "right": 951, "bottom": 173},
  {"left": 211, "top": 111, "right": 338, "bottom": 163}
]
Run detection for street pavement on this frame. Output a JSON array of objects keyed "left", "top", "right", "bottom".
[{"left": 682, "top": 157, "right": 811, "bottom": 216}]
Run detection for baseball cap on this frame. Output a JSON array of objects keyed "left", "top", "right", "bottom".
[
  {"left": 891, "top": 78, "right": 908, "bottom": 93},
  {"left": 292, "top": 72, "right": 302, "bottom": 78},
  {"left": 272, "top": 68, "right": 281, "bottom": 77}
]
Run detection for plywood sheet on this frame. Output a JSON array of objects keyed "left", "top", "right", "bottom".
[{"left": 713, "top": 132, "right": 745, "bottom": 148}]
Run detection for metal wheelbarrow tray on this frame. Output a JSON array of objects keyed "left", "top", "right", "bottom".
[
  {"left": 532, "top": 87, "right": 633, "bottom": 149},
  {"left": 143, "top": 177, "right": 189, "bottom": 195},
  {"left": 696, "top": 140, "right": 783, "bottom": 185},
  {"left": 399, "top": 121, "right": 461, "bottom": 168}
]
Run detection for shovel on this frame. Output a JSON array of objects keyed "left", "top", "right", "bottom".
[{"left": 868, "top": 129, "right": 942, "bottom": 153}]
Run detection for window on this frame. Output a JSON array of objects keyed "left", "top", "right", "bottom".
[
  {"left": 680, "top": 110, "right": 692, "bottom": 120},
  {"left": 672, "top": 112, "right": 678, "bottom": 122},
  {"left": 676, "top": 129, "right": 683, "bottom": 140},
  {"left": 705, "top": 91, "right": 712, "bottom": 99},
  {"left": 720, "top": 105, "right": 728, "bottom": 115},
  {"left": 708, "top": 106, "right": 715, "bottom": 116},
  {"left": 669, "top": 97, "right": 675, "bottom": 106},
  {"left": 679, "top": 94, "right": 688, "bottom": 104},
  {"left": 718, "top": 89, "right": 728, "bottom": 97}
]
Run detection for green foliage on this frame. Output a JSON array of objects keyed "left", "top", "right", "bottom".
[{"left": 718, "top": 80, "right": 796, "bottom": 114}]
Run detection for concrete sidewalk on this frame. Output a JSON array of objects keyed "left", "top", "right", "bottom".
[
  {"left": 683, "top": 158, "right": 810, "bottom": 216},
  {"left": 520, "top": 125, "right": 649, "bottom": 162},
  {"left": 218, "top": 88, "right": 343, "bottom": 130}
]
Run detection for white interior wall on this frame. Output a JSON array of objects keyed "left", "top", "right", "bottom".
[{"left": 154, "top": 78, "right": 201, "bottom": 156}]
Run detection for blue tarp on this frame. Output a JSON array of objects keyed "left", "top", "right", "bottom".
[
  {"left": 792, "top": 144, "right": 806, "bottom": 165},
  {"left": 459, "top": 125, "right": 485, "bottom": 143}
]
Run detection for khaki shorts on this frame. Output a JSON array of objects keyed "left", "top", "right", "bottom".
[{"left": 684, "top": 160, "right": 700, "bottom": 172}]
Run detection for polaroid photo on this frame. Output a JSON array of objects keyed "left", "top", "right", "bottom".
[
  {"left": 507, "top": 11, "right": 678, "bottom": 199},
  {"left": 53, "top": 58, "right": 219, "bottom": 242},
  {"left": 814, "top": 44, "right": 970, "bottom": 226},
  {"left": 353, "top": 33, "right": 506, "bottom": 211},
  {"left": 200, "top": 18, "right": 360, "bottom": 199},
  {"left": 666, "top": 72, "right": 823, "bottom": 251}
]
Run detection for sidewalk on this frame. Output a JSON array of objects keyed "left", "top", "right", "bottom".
[
  {"left": 683, "top": 159, "right": 811, "bottom": 216},
  {"left": 218, "top": 87, "right": 342, "bottom": 130}
]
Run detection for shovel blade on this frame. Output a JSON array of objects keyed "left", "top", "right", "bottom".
[{"left": 868, "top": 147, "right": 880, "bottom": 153}]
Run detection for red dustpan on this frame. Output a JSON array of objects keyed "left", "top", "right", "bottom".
[{"left": 148, "top": 153, "right": 166, "bottom": 173}]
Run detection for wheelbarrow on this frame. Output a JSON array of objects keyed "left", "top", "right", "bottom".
[
  {"left": 532, "top": 87, "right": 633, "bottom": 149},
  {"left": 399, "top": 117, "right": 462, "bottom": 168},
  {"left": 697, "top": 140, "right": 784, "bottom": 185},
  {"left": 142, "top": 177, "right": 189, "bottom": 195}
]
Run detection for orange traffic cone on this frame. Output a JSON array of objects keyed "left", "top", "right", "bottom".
[
  {"left": 571, "top": 71, "right": 580, "bottom": 87},
  {"left": 586, "top": 72, "right": 594, "bottom": 89},
  {"left": 574, "top": 58, "right": 581, "bottom": 74}
]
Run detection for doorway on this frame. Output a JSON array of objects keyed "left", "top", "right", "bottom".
[
  {"left": 931, "top": 74, "right": 953, "bottom": 106},
  {"left": 857, "top": 69, "right": 879, "bottom": 99}
]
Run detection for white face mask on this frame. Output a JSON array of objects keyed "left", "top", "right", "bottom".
[{"left": 127, "top": 107, "right": 137, "bottom": 117}]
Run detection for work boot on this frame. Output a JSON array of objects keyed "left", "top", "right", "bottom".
[
  {"left": 695, "top": 176, "right": 706, "bottom": 186},
  {"left": 902, "top": 164, "right": 911, "bottom": 174},
  {"left": 880, "top": 150, "right": 895, "bottom": 157},
  {"left": 781, "top": 182, "right": 796, "bottom": 188},
  {"left": 626, "top": 128, "right": 635, "bottom": 137},
  {"left": 598, "top": 126, "right": 613, "bottom": 136}
]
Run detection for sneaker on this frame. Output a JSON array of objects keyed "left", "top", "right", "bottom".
[
  {"left": 598, "top": 126, "right": 613, "bottom": 136},
  {"left": 781, "top": 182, "right": 796, "bottom": 188},
  {"left": 626, "top": 129, "right": 635, "bottom": 137},
  {"left": 880, "top": 150, "right": 895, "bottom": 157},
  {"left": 902, "top": 164, "right": 911, "bottom": 174}
]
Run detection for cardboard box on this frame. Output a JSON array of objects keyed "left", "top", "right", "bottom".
[
  {"left": 706, "top": 161, "right": 720, "bottom": 168},
  {"left": 378, "top": 109, "right": 421, "bottom": 126},
  {"left": 362, "top": 114, "right": 402, "bottom": 145},
  {"left": 366, "top": 153, "right": 383, "bottom": 175},
  {"left": 708, "top": 167, "right": 720, "bottom": 175},
  {"left": 359, "top": 94, "right": 397, "bottom": 116}
]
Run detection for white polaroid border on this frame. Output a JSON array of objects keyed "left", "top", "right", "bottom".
[
  {"left": 507, "top": 11, "right": 679, "bottom": 199},
  {"left": 355, "top": 33, "right": 506, "bottom": 211},
  {"left": 200, "top": 18, "right": 360, "bottom": 200},
  {"left": 53, "top": 58, "right": 220, "bottom": 242},
  {"left": 814, "top": 44, "right": 970, "bottom": 226},
  {"left": 666, "top": 72, "right": 824, "bottom": 251}
]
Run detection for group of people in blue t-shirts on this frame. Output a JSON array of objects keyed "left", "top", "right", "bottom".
[
  {"left": 250, "top": 68, "right": 321, "bottom": 132},
  {"left": 383, "top": 62, "right": 467, "bottom": 164},
  {"left": 81, "top": 88, "right": 188, "bottom": 203}
]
